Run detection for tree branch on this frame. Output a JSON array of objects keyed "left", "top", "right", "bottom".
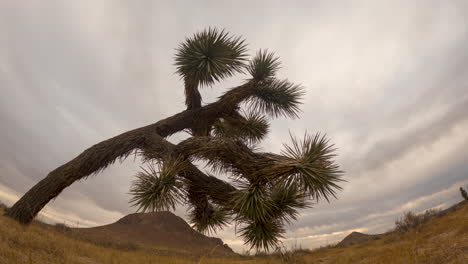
[
  {"left": 141, "top": 134, "right": 236, "bottom": 206},
  {"left": 6, "top": 82, "right": 253, "bottom": 223}
]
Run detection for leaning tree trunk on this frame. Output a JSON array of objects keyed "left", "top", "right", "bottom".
[
  {"left": 6, "top": 83, "right": 254, "bottom": 224},
  {"left": 5, "top": 125, "right": 151, "bottom": 223}
]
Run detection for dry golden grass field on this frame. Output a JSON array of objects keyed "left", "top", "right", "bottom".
[{"left": 0, "top": 201, "right": 467, "bottom": 264}]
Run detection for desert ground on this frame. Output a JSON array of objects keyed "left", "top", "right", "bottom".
[{"left": 0, "top": 201, "right": 467, "bottom": 264}]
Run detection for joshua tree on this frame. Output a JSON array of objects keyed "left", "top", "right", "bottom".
[
  {"left": 461, "top": 187, "right": 468, "bottom": 201},
  {"left": 6, "top": 28, "right": 344, "bottom": 250}
]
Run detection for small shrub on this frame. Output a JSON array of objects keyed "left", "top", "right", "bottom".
[
  {"left": 395, "top": 209, "right": 441, "bottom": 232},
  {"left": 240, "top": 249, "right": 251, "bottom": 256},
  {"left": 91, "top": 239, "right": 140, "bottom": 251},
  {"left": 460, "top": 187, "right": 468, "bottom": 200},
  {"left": 253, "top": 250, "right": 269, "bottom": 257},
  {"left": 0, "top": 201, "right": 9, "bottom": 210},
  {"left": 54, "top": 223, "right": 71, "bottom": 233},
  {"left": 269, "top": 243, "right": 308, "bottom": 264},
  {"left": 313, "top": 243, "right": 337, "bottom": 251}
]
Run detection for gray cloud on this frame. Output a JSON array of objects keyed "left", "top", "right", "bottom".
[{"left": 1, "top": 0, "right": 467, "bottom": 252}]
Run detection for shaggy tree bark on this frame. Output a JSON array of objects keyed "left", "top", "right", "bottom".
[
  {"left": 6, "top": 28, "right": 344, "bottom": 251},
  {"left": 142, "top": 134, "right": 237, "bottom": 205},
  {"left": 6, "top": 83, "right": 252, "bottom": 224}
]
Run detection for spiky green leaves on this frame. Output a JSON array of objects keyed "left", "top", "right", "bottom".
[
  {"left": 239, "top": 220, "right": 284, "bottom": 250},
  {"left": 188, "top": 202, "right": 230, "bottom": 234},
  {"left": 248, "top": 79, "right": 304, "bottom": 118},
  {"left": 212, "top": 111, "right": 269, "bottom": 145},
  {"left": 175, "top": 28, "right": 248, "bottom": 87},
  {"left": 129, "top": 159, "right": 186, "bottom": 212},
  {"left": 278, "top": 133, "right": 344, "bottom": 201},
  {"left": 187, "top": 183, "right": 230, "bottom": 234},
  {"left": 270, "top": 183, "right": 311, "bottom": 224},
  {"left": 232, "top": 184, "right": 276, "bottom": 223},
  {"left": 247, "top": 50, "right": 281, "bottom": 82},
  {"left": 232, "top": 183, "right": 309, "bottom": 250},
  {"left": 232, "top": 183, "right": 281, "bottom": 250},
  {"left": 245, "top": 50, "right": 304, "bottom": 119}
]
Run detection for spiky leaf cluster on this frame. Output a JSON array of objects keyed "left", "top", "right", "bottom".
[
  {"left": 276, "top": 133, "right": 344, "bottom": 201},
  {"left": 232, "top": 184, "right": 276, "bottom": 223},
  {"left": 129, "top": 159, "right": 186, "bottom": 212},
  {"left": 248, "top": 79, "right": 304, "bottom": 118},
  {"left": 175, "top": 27, "right": 248, "bottom": 86},
  {"left": 167, "top": 133, "right": 341, "bottom": 250},
  {"left": 212, "top": 111, "right": 269, "bottom": 145},
  {"left": 247, "top": 50, "right": 281, "bottom": 82},
  {"left": 236, "top": 134, "right": 344, "bottom": 203},
  {"left": 186, "top": 181, "right": 231, "bottom": 234},
  {"left": 188, "top": 201, "right": 230, "bottom": 234},
  {"left": 239, "top": 219, "right": 284, "bottom": 250},
  {"left": 231, "top": 182, "right": 310, "bottom": 250},
  {"left": 270, "top": 183, "right": 311, "bottom": 224}
]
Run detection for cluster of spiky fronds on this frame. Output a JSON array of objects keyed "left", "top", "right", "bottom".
[
  {"left": 245, "top": 50, "right": 304, "bottom": 119},
  {"left": 132, "top": 135, "right": 342, "bottom": 250},
  {"left": 129, "top": 157, "right": 187, "bottom": 212},
  {"left": 248, "top": 79, "right": 304, "bottom": 119},
  {"left": 161, "top": 132, "right": 341, "bottom": 250},
  {"left": 187, "top": 190, "right": 230, "bottom": 234},
  {"left": 129, "top": 28, "right": 343, "bottom": 252},
  {"left": 270, "top": 183, "right": 310, "bottom": 224},
  {"left": 247, "top": 49, "right": 281, "bottom": 82},
  {"left": 277, "top": 133, "right": 344, "bottom": 201},
  {"left": 232, "top": 183, "right": 283, "bottom": 250},
  {"left": 211, "top": 111, "right": 269, "bottom": 145},
  {"left": 175, "top": 27, "right": 248, "bottom": 87},
  {"left": 231, "top": 182, "right": 311, "bottom": 250}
]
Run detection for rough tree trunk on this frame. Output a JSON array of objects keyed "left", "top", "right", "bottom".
[
  {"left": 6, "top": 126, "right": 148, "bottom": 224},
  {"left": 6, "top": 83, "right": 253, "bottom": 224}
]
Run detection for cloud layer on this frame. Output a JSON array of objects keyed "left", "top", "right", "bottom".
[{"left": 1, "top": 0, "right": 467, "bottom": 252}]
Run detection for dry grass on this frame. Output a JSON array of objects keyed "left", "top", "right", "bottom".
[
  {"left": 0, "top": 201, "right": 467, "bottom": 264},
  {"left": 301, "top": 201, "right": 468, "bottom": 264},
  {"left": 0, "top": 207, "right": 276, "bottom": 264}
]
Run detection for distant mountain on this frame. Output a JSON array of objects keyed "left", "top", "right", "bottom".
[
  {"left": 337, "top": 231, "right": 381, "bottom": 247},
  {"left": 73, "top": 211, "right": 236, "bottom": 257},
  {"left": 337, "top": 201, "right": 468, "bottom": 248}
]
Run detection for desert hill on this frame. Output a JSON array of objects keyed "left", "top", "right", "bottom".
[
  {"left": 336, "top": 231, "right": 381, "bottom": 247},
  {"left": 72, "top": 211, "right": 236, "bottom": 257},
  {"left": 336, "top": 200, "right": 468, "bottom": 248}
]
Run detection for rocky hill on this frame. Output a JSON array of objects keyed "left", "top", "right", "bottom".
[
  {"left": 336, "top": 200, "right": 468, "bottom": 248},
  {"left": 336, "top": 231, "right": 381, "bottom": 247},
  {"left": 73, "top": 211, "right": 236, "bottom": 257}
]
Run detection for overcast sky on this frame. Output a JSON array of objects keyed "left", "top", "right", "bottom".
[{"left": 1, "top": 0, "right": 467, "bottom": 252}]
